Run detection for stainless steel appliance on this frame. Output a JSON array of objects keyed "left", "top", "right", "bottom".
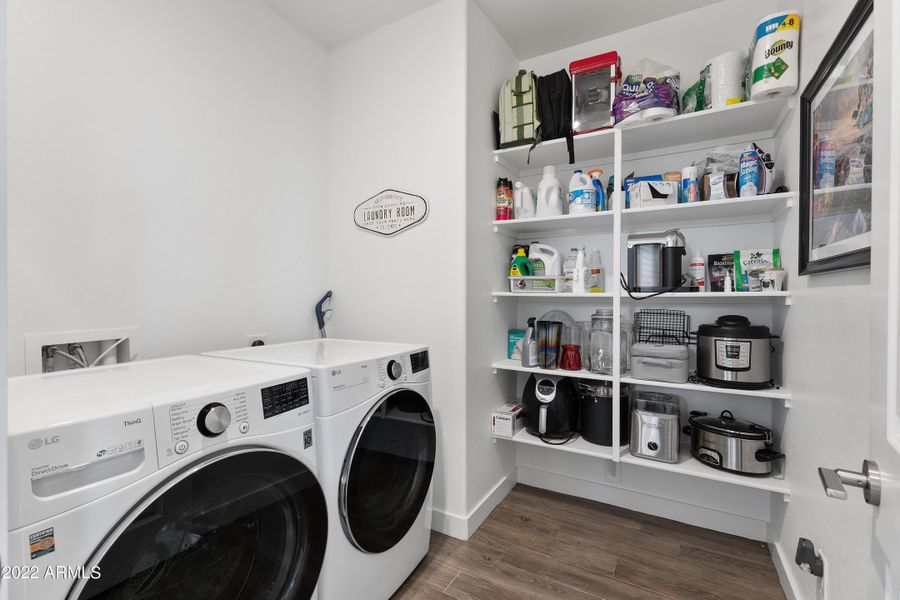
[
  {"left": 629, "top": 391, "right": 680, "bottom": 463},
  {"left": 522, "top": 375, "right": 580, "bottom": 441},
  {"left": 696, "top": 315, "right": 778, "bottom": 389},
  {"left": 684, "top": 410, "right": 785, "bottom": 476},
  {"left": 626, "top": 230, "right": 689, "bottom": 293}
]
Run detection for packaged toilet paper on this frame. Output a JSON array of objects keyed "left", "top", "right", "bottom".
[
  {"left": 613, "top": 59, "right": 680, "bottom": 124},
  {"left": 746, "top": 11, "right": 801, "bottom": 101}
]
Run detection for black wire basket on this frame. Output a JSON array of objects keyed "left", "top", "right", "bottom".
[{"left": 632, "top": 309, "right": 691, "bottom": 346}]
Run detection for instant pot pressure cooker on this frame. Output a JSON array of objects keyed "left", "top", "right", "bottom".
[{"left": 695, "top": 315, "right": 778, "bottom": 390}]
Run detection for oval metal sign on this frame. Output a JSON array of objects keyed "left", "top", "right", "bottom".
[{"left": 354, "top": 189, "right": 428, "bottom": 236}]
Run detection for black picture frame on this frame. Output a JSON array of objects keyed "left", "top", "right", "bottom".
[{"left": 799, "top": 0, "right": 874, "bottom": 275}]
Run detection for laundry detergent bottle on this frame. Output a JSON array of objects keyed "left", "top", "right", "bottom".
[
  {"left": 536, "top": 166, "right": 564, "bottom": 217},
  {"left": 514, "top": 181, "right": 536, "bottom": 219},
  {"left": 568, "top": 170, "right": 597, "bottom": 214}
]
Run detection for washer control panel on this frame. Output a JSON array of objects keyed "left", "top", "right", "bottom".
[{"left": 156, "top": 376, "right": 313, "bottom": 467}]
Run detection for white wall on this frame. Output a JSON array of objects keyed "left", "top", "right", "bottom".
[
  {"left": 767, "top": 2, "right": 873, "bottom": 599},
  {"left": 325, "top": 0, "right": 470, "bottom": 527},
  {"left": 520, "top": 0, "right": 776, "bottom": 88},
  {"left": 464, "top": 0, "right": 519, "bottom": 532},
  {"left": 0, "top": 0, "right": 9, "bottom": 593},
  {"left": 7, "top": 0, "right": 331, "bottom": 376}
]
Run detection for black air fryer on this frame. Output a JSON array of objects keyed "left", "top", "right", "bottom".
[{"left": 522, "top": 375, "right": 580, "bottom": 439}]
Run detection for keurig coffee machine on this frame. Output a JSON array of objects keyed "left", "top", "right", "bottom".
[{"left": 626, "top": 229, "right": 695, "bottom": 293}]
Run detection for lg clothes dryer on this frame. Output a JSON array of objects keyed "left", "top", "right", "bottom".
[
  {"left": 8, "top": 355, "right": 328, "bottom": 600},
  {"left": 205, "top": 339, "right": 436, "bottom": 600}
]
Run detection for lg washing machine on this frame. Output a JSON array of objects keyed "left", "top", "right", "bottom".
[
  {"left": 205, "top": 339, "right": 436, "bottom": 600},
  {"left": 8, "top": 355, "right": 328, "bottom": 600}
]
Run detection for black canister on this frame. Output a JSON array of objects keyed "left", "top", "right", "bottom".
[{"left": 578, "top": 382, "right": 630, "bottom": 446}]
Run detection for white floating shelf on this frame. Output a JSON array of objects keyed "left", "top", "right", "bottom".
[
  {"left": 491, "top": 359, "right": 613, "bottom": 382},
  {"left": 619, "top": 96, "right": 793, "bottom": 158},
  {"left": 621, "top": 376, "right": 792, "bottom": 407},
  {"left": 492, "top": 96, "right": 793, "bottom": 176},
  {"left": 495, "top": 428, "right": 616, "bottom": 460},
  {"left": 493, "top": 210, "right": 614, "bottom": 237},
  {"left": 492, "top": 292, "right": 614, "bottom": 302},
  {"left": 620, "top": 449, "right": 790, "bottom": 498},
  {"left": 621, "top": 291, "right": 791, "bottom": 304},
  {"left": 621, "top": 192, "right": 795, "bottom": 232},
  {"left": 493, "top": 127, "right": 615, "bottom": 175}
]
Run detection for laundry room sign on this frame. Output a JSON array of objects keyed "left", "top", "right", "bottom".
[{"left": 354, "top": 189, "right": 428, "bottom": 236}]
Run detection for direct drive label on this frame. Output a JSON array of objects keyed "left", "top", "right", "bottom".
[{"left": 29, "top": 527, "right": 55, "bottom": 559}]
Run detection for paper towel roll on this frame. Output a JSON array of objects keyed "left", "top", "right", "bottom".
[
  {"left": 748, "top": 10, "right": 801, "bottom": 101},
  {"left": 708, "top": 50, "right": 747, "bottom": 109}
]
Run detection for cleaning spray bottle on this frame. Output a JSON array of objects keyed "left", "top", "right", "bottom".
[
  {"left": 572, "top": 246, "right": 587, "bottom": 294},
  {"left": 522, "top": 317, "right": 538, "bottom": 367},
  {"left": 588, "top": 169, "right": 606, "bottom": 211}
]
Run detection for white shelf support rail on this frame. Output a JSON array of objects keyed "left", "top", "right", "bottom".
[{"left": 611, "top": 127, "right": 623, "bottom": 462}]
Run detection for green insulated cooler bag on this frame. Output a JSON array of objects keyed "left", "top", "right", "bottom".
[{"left": 499, "top": 70, "right": 539, "bottom": 148}]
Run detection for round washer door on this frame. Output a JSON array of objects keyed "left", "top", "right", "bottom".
[
  {"left": 340, "top": 388, "right": 436, "bottom": 553},
  {"left": 70, "top": 449, "right": 327, "bottom": 600}
]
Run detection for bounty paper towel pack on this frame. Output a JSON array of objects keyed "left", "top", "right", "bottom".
[{"left": 746, "top": 10, "right": 801, "bottom": 101}]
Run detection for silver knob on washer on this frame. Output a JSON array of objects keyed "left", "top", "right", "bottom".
[{"left": 197, "top": 403, "right": 232, "bottom": 437}]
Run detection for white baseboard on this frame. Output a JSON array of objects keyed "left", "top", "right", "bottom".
[
  {"left": 431, "top": 471, "right": 516, "bottom": 540},
  {"left": 517, "top": 465, "right": 769, "bottom": 540},
  {"left": 769, "top": 538, "right": 802, "bottom": 600}
]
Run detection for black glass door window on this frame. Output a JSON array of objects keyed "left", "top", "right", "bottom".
[
  {"left": 340, "top": 389, "right": 436, "bottom": 553},
  {"left": 72, "top": 450, "right": 327, "bottom": 600}
]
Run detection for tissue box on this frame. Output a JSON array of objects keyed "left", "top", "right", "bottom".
[
  {"left": 508, "top": 330, "right": 526, "bottom": 359},
  {"left": 492, "top": 403, "right": 524, "bottom": 439},
  {"left": 632, "top": 180, "right": 679, "bottom": 208}
]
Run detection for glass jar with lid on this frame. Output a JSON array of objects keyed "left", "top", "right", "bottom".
[{"left": 589, "top": 309, "right": 614, "bottom": 374}]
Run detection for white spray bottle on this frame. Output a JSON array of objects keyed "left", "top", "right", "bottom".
[{"left": 572, "top": 246, "right": 587, "bottom": 294}]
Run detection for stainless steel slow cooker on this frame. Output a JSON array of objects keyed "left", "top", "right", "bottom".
[
  {"left": 683, "top": 410, "right": 785, "bottom": 476},
  {"left": 695, "top": 315, "right": 777, "bottom": 390}
]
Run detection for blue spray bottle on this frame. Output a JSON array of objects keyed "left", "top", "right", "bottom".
[{"left": 588, "top": 169, "right": 606, "bottom": 211}]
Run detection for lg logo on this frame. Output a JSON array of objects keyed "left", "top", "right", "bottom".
[{"left": 27, "top": 436, "right": 60, "bottom": 450}]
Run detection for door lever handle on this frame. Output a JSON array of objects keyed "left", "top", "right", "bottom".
[{"left": 818, "top": 460, "right": 881, "bottom": 506}]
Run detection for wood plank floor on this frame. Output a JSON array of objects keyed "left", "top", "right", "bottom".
[{"left": 392, "top": 485, "right": 786, "bottom": 600}]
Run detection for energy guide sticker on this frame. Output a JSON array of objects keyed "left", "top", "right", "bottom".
[{"left": 29, "top": 527, "right": 55, "bottom": 559}]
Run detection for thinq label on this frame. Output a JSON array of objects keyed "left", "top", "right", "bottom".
[{"left": 354, "top": 189, "right": 428, "bottom": 236}]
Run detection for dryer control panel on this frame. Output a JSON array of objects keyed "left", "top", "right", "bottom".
[{"left": 155, "top": 375, "right": 313, "bottom": 468}]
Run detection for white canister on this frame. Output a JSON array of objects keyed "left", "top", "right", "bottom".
[{"left": 747, "top": 10, "right": 801, "bottom": 100}]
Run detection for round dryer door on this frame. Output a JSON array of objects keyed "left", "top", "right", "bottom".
[
  {"left": 70, "top": 449, "right": 327, "bottom": 600},
  {"left": 340, "top": 389, "right": 436, "bottom": 553}
]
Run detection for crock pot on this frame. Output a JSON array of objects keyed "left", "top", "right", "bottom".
[
  {"left": 683, "top": 410, "right": 785, "bottom": 476},
  {"left": 695, "top": 315, "right": 777, "bottom": 390}
]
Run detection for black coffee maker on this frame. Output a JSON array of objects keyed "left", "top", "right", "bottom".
[{"left": 522, "top": 375, "right": 580, "bottom": 440}]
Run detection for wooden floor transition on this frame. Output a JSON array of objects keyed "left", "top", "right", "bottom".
[{"left": 392, "top": 484, "right": 786, "bottom": 600}]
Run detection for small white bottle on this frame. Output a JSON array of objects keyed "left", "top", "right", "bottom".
[
  {"left": 563, "top": 247, "right": 578, "bottom": 292},
  {"left": 690, "top": 253, "right": 706, "bottom": 292},
  {"left": 589, "top": 249, "right": 605, "bottom": 293},
  {"left": 572, "top": 246, "right": 587, "bottom": 294}
]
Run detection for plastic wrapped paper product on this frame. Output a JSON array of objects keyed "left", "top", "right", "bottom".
[
  {"left": 612, "top": 59, "right": 680, "bottom": 125},
  {"left": 745, "top": 11, "right": 801, "bottom": 100}
]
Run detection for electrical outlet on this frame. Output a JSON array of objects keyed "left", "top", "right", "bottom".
[{"left": 245, "top": 333, "right": 268, "bottom": 347}]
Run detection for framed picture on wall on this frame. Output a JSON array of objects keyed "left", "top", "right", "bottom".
[{"left": 799, "top": 0, "right": 874, "bottom": 275}]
